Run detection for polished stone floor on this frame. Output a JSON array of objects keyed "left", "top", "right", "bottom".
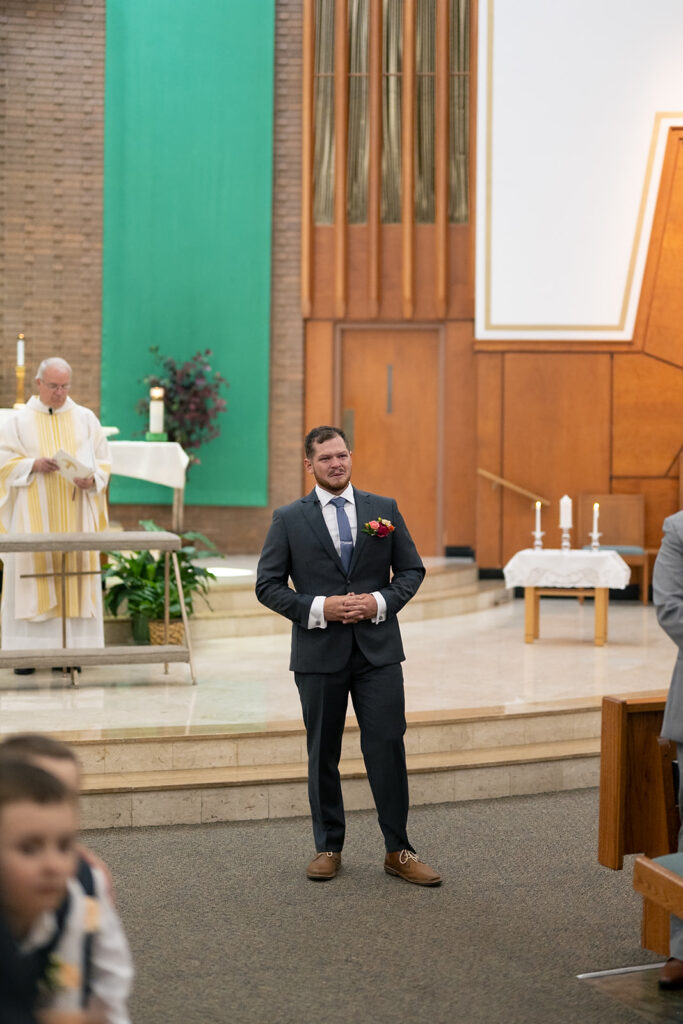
[
  {"left": 582, "top": 966, "right": 683, "bottom": 1022},
  {"left": 0, "top": 592, "right": 675, "bottom": 738}
]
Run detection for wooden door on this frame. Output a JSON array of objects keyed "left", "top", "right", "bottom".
[{"left": 340, "top": 328, "right": 441, "bottom": 555}]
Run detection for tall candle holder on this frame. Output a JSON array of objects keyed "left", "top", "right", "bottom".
[
  {"left": 14, "top": 332, "right": 26, "bottom": 408},
  {"left": 13, "top": 364, "right": 26, "bottom": 408},
  {"left": 561, "top": 528, "right": 571, "bottom": 552},
  {"left": 589, "top": 531, "right": 601, "bottom": 552},
  {"left": 532, "top": 500, "right": 544, "bottom": 550},
  {"left": 145, "top": 386, "right": 167, "bottom": 441}
]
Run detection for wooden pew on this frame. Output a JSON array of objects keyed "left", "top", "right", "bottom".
[
  {"left": 634, "top": 853, "right": 683, "bottom": 919},
  {"left": 598, "top": 693, "right": 673, "bottom": 954}
]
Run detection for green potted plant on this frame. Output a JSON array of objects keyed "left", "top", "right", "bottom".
[{"left": 103, "top": 520, "right": 219, "bottom": 643}]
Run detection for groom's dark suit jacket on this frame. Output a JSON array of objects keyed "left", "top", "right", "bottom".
[{"left": 255, "top": 487, "right": 425, "bottom": 673}]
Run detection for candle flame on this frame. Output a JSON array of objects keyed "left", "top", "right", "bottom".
[
  {"left": 593, "top": 502, "right": 599, "bottom": 511},
  {"left": 150, "top": 386, "right": 165, "bottom": 400},
  {"left": 535, "top": 500, "right": 541, "bottom": 509},
  {"left": 17, "top": 333, "right": 24, "bottom": 340}
]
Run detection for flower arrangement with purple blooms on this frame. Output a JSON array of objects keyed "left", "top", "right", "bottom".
[{"left": 137, "top": 347, "right": 228, "bottom": 469}]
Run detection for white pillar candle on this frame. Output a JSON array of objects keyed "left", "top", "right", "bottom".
[
  {"left": 535, "top": 500, "right": 541, "bottom": 533},
  {"left": 592, "top": 501, "right": 599, "bottom": 534},
  {"left": 149, "top": 386, "right": 165, "bottom": 434},
  {"left": 16, "top": 334, "right": 24, "bottom": 367},
  {"left": 559, "top": 494, "right": 572, "bottom": 529}
]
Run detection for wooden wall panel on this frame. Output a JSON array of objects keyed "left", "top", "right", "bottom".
[
  {"left": 613, "top": 354, "right": 683, "bottom": 477},
  {"left": 475, "top": 353, "right": 503, "bottom": 566},
  {"left": 311, "top": 226, "right": 336, "bottom": 314},
  {"left": 612, "top": 478, "right": 679, "bottom": 551},
  {"left": 501, "top": 354, "right": 611, "bottom": 562},
  {"left": 311, "top": 226, "right": 473, "bottom": 321},
  {"left": 641, "top": 135, "right": 683, "bottom": 366},
  {"left": 303, "top": 319, "right": 335, "bottom": 493},
  {"left": 446, "top": 224, "right": 475, "bottom": 320},
  {"left": 346, "top": 226, "right": 371, "bottom": 320},
  {"left": 304, "top": 320, "right": 335, "bottom": 426},
  {"left": 444, "top": 321, "right": 477, "bottom": 549},
  {"left": 341, "top": 328, "right": 440, "bottom": 553}
]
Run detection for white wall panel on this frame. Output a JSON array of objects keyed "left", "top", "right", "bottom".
[{"left": 476, "top": 0, "right": 683, "bottom": 340}]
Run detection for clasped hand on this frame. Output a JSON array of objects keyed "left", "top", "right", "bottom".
[{"left": 324, "top": 592, "right": 377, "bottom": 624}]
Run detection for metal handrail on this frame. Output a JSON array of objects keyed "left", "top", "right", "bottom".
[{"left": 477, "top": 468, "right": 551, "bottom": 506}]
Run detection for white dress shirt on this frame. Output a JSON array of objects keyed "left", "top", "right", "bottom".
[
  {"left": 308, "top": 483, "right": 387, "bottom": 629},
  {"left": 21, "top": 868, "right": 133, "bottom": 1024}
]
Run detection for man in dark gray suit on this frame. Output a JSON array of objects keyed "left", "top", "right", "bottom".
[
  {"left": 654, "top": 511, "right": 683, "bottom": 987},
  {"left": 256, "top": 425, "right": 441, "bottom": 886}
]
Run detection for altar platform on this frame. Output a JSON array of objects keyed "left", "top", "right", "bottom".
[{"left": 0, "top": 558, "right": 675, "bottom": 829}]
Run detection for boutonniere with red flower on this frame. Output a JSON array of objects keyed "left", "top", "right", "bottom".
[{"left": 363, "top": 517, "right": 395, "bottom": 538}]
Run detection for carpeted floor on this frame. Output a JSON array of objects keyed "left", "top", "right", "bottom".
[{"left": 84, "top": 789, "right": 667, "bottom": 1024}]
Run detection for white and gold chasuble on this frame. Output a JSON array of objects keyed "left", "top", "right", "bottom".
[{"left": 0, "top": 396, "right": 111, "bottom": 650}]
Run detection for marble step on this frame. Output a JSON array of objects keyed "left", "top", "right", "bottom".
[
  {"left": 79, "top": 737, "right": 600, "bottom": 829},
  {"left": 201, "top": 561, "right": 480, "bottom": 614},
  {"left": 103, "top": 575, "right": 511, "bottom": 642},
  {"left": 72, "top": 701, "right": 601, "bottom": 828}
]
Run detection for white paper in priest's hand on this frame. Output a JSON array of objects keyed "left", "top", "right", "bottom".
[{"left": 52, "top": 448, "right": 95, "bottom": 485}]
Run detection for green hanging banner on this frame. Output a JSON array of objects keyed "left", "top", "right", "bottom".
[{"left": 101, "top": 0, "right": 274, "bottom": 506}]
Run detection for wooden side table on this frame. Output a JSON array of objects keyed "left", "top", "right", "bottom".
[
  {"left": 523, "top": 585, "right": 609, "bottom": 645},
  {"left": 504, "top": 549, "right": 630, "bottom": 646}
]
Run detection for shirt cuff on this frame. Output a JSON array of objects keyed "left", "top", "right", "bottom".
[
  {"left": 372, "top": 591, "right": 387, "bottom": 624},
  {"left": 308, "top": 595, "right": 328, "bottom": 629}
]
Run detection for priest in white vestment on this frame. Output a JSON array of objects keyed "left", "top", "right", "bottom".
[{"left": 0, "top": 358, "right": 111, "bottom": 666}]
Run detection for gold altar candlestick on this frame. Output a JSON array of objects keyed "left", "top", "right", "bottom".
[{"left": 14, "top": 365, "right": 26, "bottom": 408}]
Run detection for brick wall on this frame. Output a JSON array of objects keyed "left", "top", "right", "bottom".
[
  {"left": 0, "top": 0, "right": 305, "bottom": 553},
  {"left": 0, "top": 0, "right": 104, "bottom": 415}
]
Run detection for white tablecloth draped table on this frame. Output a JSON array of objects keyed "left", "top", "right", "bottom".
[
  {"left": 0, "top": 408, "right": 18, "bottom": 431},
  {"left": 503, "top": 548, "right": 631, "bottom": 590},
  {"left": 109, "top": 441, "right": 189, "bottom": 489},
  {"left": 109, "top": 441, "right": 189, "bottom": 530},
  {"left": 503, "top": 548, "right": 631, "bottom": 645}
]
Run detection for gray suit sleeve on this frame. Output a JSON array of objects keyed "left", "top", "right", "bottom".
[
  {"left": 377, "top": 502, "right": 425, "bottom": 617},
  {"left": 654, "top": 515, "right": 683, "bottom": 650},
  {"left": 255, "top": 509, "right": 314, "bottom": 627}
]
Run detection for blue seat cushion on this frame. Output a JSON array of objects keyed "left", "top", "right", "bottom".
[
  {"left": 581, "top": 545, "right": 645, "bottom": 555},
  {"left": 654, "top": 852, "right": 683, "bottom": 877}
]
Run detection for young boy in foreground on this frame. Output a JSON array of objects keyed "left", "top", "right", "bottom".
[{"left": 0, "top": 735, "right": 132, "bottom": 1024}]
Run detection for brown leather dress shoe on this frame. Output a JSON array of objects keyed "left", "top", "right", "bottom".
[
  {"left": 306, "top": 851, "right": 342, "bottom": 881},
  {"left": 384, "top": 850, "right": 442, "bottom": 886},
  {"left": 659, "top": 957, "right": 683, "bottom": 989}
]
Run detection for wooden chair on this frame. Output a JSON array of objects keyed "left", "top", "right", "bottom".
[
  {"left": 577, "top": 493, "right": 649, "bottom": 604},
  {"left": 599, "top": 695, "right": 674, "bottom": 954},
  {"left": 632, "top": 738, "right": 681, "bottom": 955},
  {"left": 634, "top": 852, "right": 683, "bottom": 921}
]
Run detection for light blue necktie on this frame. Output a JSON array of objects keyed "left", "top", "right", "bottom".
[{"left": 331, "top": 496, "right": 354, "bottom": 572}]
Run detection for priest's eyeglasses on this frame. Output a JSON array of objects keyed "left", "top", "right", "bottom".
[{"left": 41, "top": 382, "right": 71, "bottom": 391}]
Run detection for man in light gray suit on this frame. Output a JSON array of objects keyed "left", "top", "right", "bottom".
[
  {"left": 255, "top": 425, "right": 441, "bottom": 885},
  {"left": 654, "top": 510, "right": 683, "bottom": 987}
]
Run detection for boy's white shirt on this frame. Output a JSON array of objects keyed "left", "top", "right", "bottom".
[{"left": 20, "top": 866, "right": 133, "bottom": 1024}]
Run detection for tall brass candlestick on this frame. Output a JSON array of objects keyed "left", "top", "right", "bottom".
[{"left": 14, "top": 365, "right": 26, "bottom": 408}]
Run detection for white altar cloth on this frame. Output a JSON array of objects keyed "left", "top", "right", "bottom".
[
  {"left": 109, "top": 441, "right": 189, "bottom": 489},
  {"left": 0, "top": 408, "right": 17, "bottom": 431},
  {"left": 503, "top": 549, "right": 631, "bottom": 590}
]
